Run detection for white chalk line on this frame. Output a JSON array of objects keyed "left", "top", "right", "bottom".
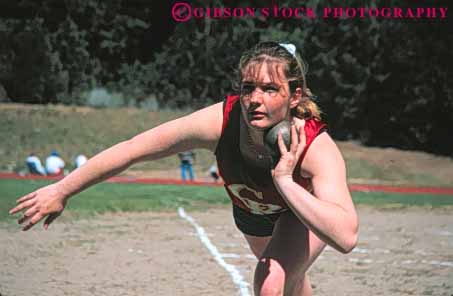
[{"left": 178, "top": 207, "right": 251, "bottom": 296}]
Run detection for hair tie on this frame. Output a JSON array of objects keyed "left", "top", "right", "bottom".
[{"left": 279, "top": 43, "right": 297, "bottom": 57}]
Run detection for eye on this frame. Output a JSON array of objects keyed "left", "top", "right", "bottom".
[
  {"left": 240, "top": 83, "right": 256, "bottom": 95},
  {"left": 262, "top": 85, "right": 279, "bottom": 94}
]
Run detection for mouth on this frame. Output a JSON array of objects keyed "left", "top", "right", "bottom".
[{"left": 248, "top": 111, "right": 266, "bottom": 120}]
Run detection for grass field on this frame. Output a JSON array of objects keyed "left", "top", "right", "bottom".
[
  {"left": 0, "top": 179, "right": 229, "bottom": 222},
  {"left": 2, "top": 103, "right": 453, "bottom": 187},
  {"left": 2, "top": 178, "right": 452, "bottom": 223}
]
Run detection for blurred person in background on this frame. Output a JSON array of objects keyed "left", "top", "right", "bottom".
[
  {"left": 74, "top": 154, "right": 88, "bottom": 169},
  {"left": 178, "top": 150, "right": 196, "bottom": 181},
  {"left": 25, "top": 153, "right": 46, "bottom": 175},
  {"left": 45, "top": 150, "right": 65, "bottom": 176},
  {"left": 209, "top": 162, "right": 220, "bottom": 183}
]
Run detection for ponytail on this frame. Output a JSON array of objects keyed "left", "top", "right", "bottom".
[{"left": 292, "top": 88, "right": 322, "bottom": 120}]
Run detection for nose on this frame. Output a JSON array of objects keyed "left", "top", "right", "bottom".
[{"left": 249, "top": 88, "right": 264, "bottom": 105}]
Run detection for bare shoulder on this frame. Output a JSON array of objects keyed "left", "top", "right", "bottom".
[
  {"left": 179, "top": 101, "right": 224, "bottom": 151},
  {"left": 300, "top": 132, "right": 346, "bottom": 179}
]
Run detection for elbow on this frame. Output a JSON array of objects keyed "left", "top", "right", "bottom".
[
  {"left": 339, "top": 220, "right": 359, "bottom": 254},
  {"left": 339, "top": 231, "right": 358, "bottom": 254},
  {"left": 328, "top": 228, "right": 358, "bottom": 254}
]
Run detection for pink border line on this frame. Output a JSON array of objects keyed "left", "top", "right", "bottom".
[{"left": 1, "top": 172, "right": 452, "bottom": 195}]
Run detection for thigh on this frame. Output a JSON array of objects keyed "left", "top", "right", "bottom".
[
  {"left": 258, "top": 210, "right": 326, "bottom": 293},
  {"left": 265, "top": 210, "right": 325, "bottom": 268},
  {"left": 239, "top": 209, "right": 325, "bottom": 265},
  {"left": 232, "top": 205, "right": 280, "bottom": 259},
  {"left": 243, "top": 233, "right": 272, "bottom": 259}
]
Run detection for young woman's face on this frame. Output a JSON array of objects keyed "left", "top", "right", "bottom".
[{"left": 240, "top": 62, "right": 299, "bottom": 129}]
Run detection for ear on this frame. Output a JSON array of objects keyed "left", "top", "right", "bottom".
[{"left": 289, "top": 87, "right": 302, "bottom": 109}]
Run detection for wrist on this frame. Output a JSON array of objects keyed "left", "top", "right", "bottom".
[
  {"left": 272, "top": 175, "right": 294, "bottom": 187},
  {"left": 55, "top": 181, "right": 72, "bottom": 201}
]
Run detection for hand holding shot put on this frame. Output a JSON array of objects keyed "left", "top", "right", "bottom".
[
  {"left": 271, "top": 118, "right": 306, "bottom": 182},
  {"left": 9, "top": 41, "right": 358, "bottom": 295}
]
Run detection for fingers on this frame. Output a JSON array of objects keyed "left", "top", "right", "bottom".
[
  {"left": 296, "top": 123, "right": 307, "bottom": 155},
  {"left": 290, "top": 124, "right": 299, "bottom": 151},
  {"left": 17, "top": 216, "right": 28, "bottom": 225},
  {"left": 43, "top": 213, "right": 61, "bottom": 230},
  {"left": 17, "top": 192, "right": 37, "bottom": 203},
  {"left": 17, "top": 206, "right": 39, "bottom": 225},
  {"left": 23, "top": 213, "right": 44, "bottom": 231},
  {"left": 9, "top": 198, "right": 37, "bottom": 215},
  {"left": 277, "top": 132, "right": 288, "bottom": 153}
]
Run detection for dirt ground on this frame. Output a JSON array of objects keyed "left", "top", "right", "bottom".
[{"left": 1, "top": 206, "right": 452, "bottom": 296}]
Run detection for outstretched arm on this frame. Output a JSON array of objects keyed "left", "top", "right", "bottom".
[
  {"left": 272, "top": 119, "right": 359, "bottom": 253},
  {"left": 57, "top": 102, "right": 222, "bottom": 197},
  {"left": 10, "top": 102, "right": 223, "bottom": 230}
]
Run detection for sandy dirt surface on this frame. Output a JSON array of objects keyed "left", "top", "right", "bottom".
[{"left": 1, "top": 206, "right": 452, "bottom": 296}]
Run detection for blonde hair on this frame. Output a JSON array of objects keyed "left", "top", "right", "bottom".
[{"left": 237, "top": 41, "right": 321, "bottom": 120}]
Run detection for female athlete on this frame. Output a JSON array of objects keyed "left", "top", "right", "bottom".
[{"left": 10, "top": 41, "right": 358, "bottom": 295}]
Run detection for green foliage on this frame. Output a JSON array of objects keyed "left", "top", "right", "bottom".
[
  {"left": 147, "top": 16, "right": 258, "bottom": 108},
  {"left": 0, "top": 18, "right": 67, "bottom": 103},
  {"left": 0, "top": 0, "right": 151, "bottom": 104},
  {"left": 0, "top": 0, "right": 452, "bottom": 155}
]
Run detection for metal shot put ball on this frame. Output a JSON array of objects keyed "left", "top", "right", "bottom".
[{"left": 264, "top": 120, "right": 291, "bottom": 167}]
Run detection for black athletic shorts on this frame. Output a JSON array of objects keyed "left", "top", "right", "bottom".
[{"left": 232, "top": 204, "right": 284, "bottom": 237}]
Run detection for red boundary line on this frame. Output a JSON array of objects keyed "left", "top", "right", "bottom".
[
  {"left": 1, "top": 172, "right": 453, "bottom": 195},
  {"left": 0, "top": 173, "right": 222, "bottom": 187}
]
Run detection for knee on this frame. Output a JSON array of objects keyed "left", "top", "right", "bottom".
[{"left": 254, "top": 258, "right": 286, "bottom": 296}]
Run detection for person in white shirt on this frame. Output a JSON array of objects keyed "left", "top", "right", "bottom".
[
  {"left": 208, "top": 163, "right": 220, "bottom": 183},
  {"left": 25, "top": 153, "right": 46, "bottom": 175},
  {"left": 74, "top": 154, "right": 88, "bottom": 168},
  {"left": 45, "top": 150, "right": 65, "bottom": 175}
]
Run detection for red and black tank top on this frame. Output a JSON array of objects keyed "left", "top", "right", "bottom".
[{"left": 215, "top": 95, "right": 327, "bottom": 215}]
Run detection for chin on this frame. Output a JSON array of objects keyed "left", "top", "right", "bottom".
[{"left": 248, "top": 119, "right": 273, "bottom": 130}]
